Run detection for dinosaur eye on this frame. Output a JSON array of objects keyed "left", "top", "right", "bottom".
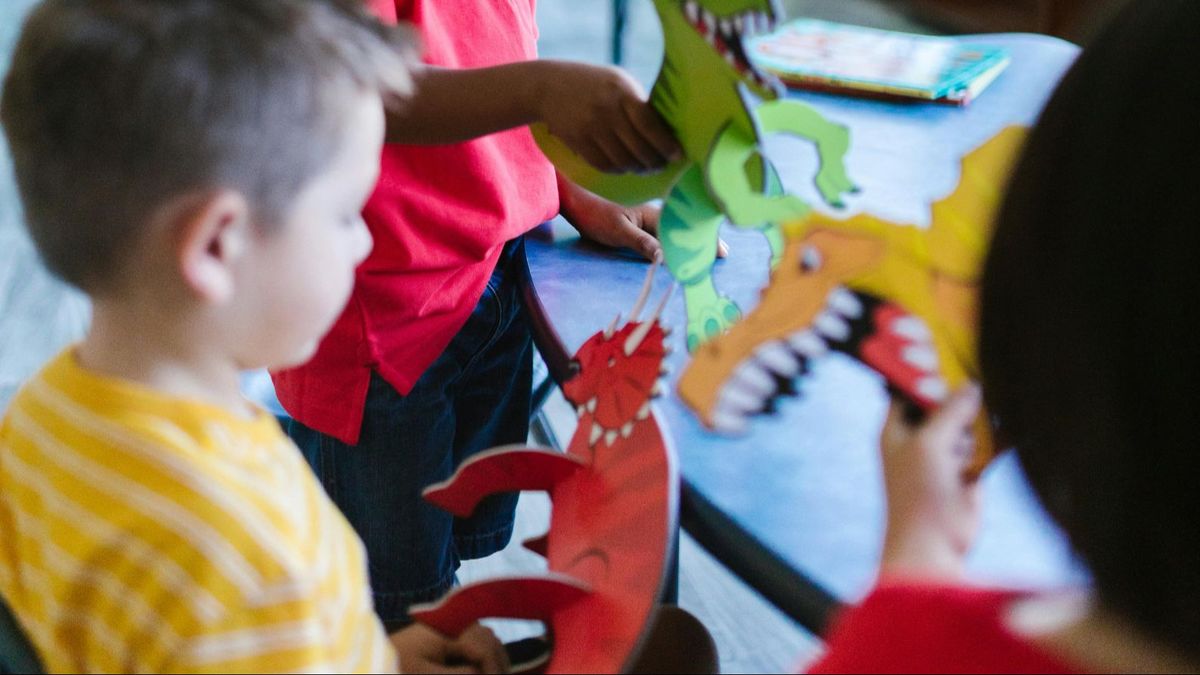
[{"left": 800, "top": 245, "right": 822, "bottom": 273}]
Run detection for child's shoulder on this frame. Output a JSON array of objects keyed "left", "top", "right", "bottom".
[
  {"left": 1, "top": 351, "right": 331, "bottom": 595},
  {"left": 808, "top": 581, "right": 1079, "bottom": 674}
]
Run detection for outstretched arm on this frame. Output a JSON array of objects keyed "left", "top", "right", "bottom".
[{"left": 386, "top": 61, "right": 680, "bottom": 174}]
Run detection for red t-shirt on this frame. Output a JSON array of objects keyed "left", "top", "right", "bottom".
[
  {"left": 272, "top": 0, "right": 559, "bottom": 444},
  {"left": 807, "top": 582, "right": 1084, "bottom": 674}
]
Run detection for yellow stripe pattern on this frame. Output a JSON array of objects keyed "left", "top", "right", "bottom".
[{"left": 0, "top": 350, "right": 396, "bottom": 673}]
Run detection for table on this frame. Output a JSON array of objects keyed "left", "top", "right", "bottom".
[{"left": 523, "top": 33, "right": 1089, "bottom": 632}]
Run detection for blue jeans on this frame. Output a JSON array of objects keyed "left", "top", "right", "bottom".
[{"left": 287, "top": 238, "right": 532, "bottom": 629}]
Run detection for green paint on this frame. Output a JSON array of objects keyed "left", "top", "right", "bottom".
[{"left": 535, "top": 0, "right": 857, "bottom": 350}]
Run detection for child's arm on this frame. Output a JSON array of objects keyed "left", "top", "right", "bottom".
[
  {"left": 557, "top": 173, "right": 729, "bottom": 263},
  {"left": 385, "top": 61, "right": 680, "bottom": 174},
  {"left": 878, "top": 384, "right": 983, "bottom": 581}
]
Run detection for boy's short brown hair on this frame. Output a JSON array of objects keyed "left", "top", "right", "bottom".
[{"left": 1, "top": 0, "right": 413, "bottom": 292}]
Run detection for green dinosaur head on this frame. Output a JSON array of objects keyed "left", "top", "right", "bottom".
[{"left": 653, "top": 0, "right": 785, "bottom": 100}]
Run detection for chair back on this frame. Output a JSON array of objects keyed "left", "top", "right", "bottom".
[{"left": 0, "top": 597, "right": 40, "bottom": 674}]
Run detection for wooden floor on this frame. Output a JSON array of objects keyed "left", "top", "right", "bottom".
[{"left": 0, "top": 1, "right": 933, "bottom": 670}]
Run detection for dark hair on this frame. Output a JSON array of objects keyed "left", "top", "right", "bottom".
[
  {"left": 981, "top": 0, "right": 1200, "bottom": 657},
  {"left": 0, "top": 0, "right": 413, "bottom": 292}
]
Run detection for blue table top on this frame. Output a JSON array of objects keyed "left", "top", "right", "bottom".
[{"left": 526, "top": 33, "right": 1089, "bottom": 601}]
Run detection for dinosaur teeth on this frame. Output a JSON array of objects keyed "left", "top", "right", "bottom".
[
  {"left": 589, "top": 423, "right": 604, "bottom": 446},
  {"left": 917, "top": 376, "right": 949, "bottom": 403},
  {"left": 731, "top": 362, "right": 776, "bottom": 397},
  {"left": 636, "top": 402, "right": 652, "bottom": 420},
  {"left": 733, "top": 14, "right": 744, "bottom": 34},
  {"left": 828, "top": 287, "right": 864, "bottom": 319},
  {"left": 604, "top": 429, "right": 619, "bottom": 447},
  {"left": 586, "top": 397, "right": 598, "bottom": 413},
  {"left": 758, "top": 11, "right": 772, "bottom": 34},
  {"left": 892, "top": 316, "right": 932, "bottom": 342},
  {"left": 621, "top": 422, "right": 634, "bottom": 439},
  {"left": 903, "top": 345, "right": 940, "bottom": 372},
  {"left": 711, "top": 408, "right": 748, "bottom": 434},
  {"left": 814, "top": 310, "right": 852, "bottom": 342},
  {"left": 576, "top": 405, "right": 586, "bottom": 419},
  {"left": 755, "top": 341, "right": 800, "bottom": 377},
  {"left": 788, "top": 330, "right": 828, "bottom": 360},
  {"left": 684, "top": 0, "right": 700, "bottom": 23},
  {"left": 717, "top": 384, "right": 763, "bottom": 414}
]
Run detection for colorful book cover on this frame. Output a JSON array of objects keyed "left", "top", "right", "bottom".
[{"left": 748, "top": 19, "right": 1010, "bottom": 104}]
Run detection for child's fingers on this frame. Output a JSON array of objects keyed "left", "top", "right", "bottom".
[
  {"left": 919, "top": 384, "right": 982, "bottom": 450},
  {"left": 614, "top": 122, "right": 667, "bottom": 171},
  {"left": 881, "top": 398, "right": 917, "bottom": 457},
  {"left": 628, "top": 226, "right": 662, "bottom": 261},
  {"left": 595, "top": 136, "right": 643, "bottom": 174},
  {"left": 449, "top": 625, "right": 509, "bottom": 674},
  {"left": 628, "top": 103, "right": 683, "bottom": 161}
]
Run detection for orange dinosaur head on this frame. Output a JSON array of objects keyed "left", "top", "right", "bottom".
[{"left": 677, "top": 127, "right": 1028, "bottom": 471}]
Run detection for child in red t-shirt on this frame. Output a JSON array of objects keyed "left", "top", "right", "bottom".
[
  {"left": 271, "top": 0, "right": 683, "bottom": 629},
  {"left": 810, "top": 1, "right": 1200, "bottom": 672}
]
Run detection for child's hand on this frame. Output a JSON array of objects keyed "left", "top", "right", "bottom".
[
  {"left": 537, "top": 61, "right": 681, "bottom": 174},
  {"left": 390, "top": 622, "right": 510, "bottom": 674},
  {"left": 879, "top": 384, "right": 983, "bottom": 581},
  {"left": 559, "top": 177, "right": 728, "bottom": 262}
]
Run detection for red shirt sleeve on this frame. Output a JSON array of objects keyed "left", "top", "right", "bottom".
[{"left": 806, "top": 583, "right": 1083, "bottom": 674}]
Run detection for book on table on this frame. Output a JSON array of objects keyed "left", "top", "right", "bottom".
[{"left": 747, "top": 19, "right": 1011, "bottom": 106}]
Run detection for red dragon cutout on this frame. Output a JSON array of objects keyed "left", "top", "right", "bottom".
[{"left": 413, "top": 261, "right": 679, "bottom": 674}]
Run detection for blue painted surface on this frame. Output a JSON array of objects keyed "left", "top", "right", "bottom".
[{"left": 527, "top": 33, "right": 1089, "bottom": 601}]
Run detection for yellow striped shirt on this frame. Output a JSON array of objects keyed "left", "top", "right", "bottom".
[{"left": 0, "top": 350, "right": 397, "bottom": 673}]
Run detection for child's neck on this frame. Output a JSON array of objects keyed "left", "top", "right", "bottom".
[{"left": 78, "top": 298, "right": 255, "bottom": 418}]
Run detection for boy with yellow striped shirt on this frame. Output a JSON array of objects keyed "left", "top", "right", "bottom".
[{"left": 0, "top": 1, "right": 505, "bottom": 672}]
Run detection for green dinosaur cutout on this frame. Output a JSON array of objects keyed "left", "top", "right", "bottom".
[{"left": 534, "top": 0, "right": 857, "bottom": 351}]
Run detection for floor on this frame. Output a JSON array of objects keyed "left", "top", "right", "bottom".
[{"left": 0, "top": 1, "right": 933, "bottom": 671}]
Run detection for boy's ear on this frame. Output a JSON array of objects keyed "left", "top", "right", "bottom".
[{"left": 174, "top": 190, "right": 252, "bottom": 305}]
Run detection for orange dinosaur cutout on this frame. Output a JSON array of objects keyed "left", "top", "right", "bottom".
[{"left": 678, "top": 126, "right": 1027, "bottom": 472}]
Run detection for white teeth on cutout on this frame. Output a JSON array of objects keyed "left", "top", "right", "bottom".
[
  {"left": 621, "top": 422, "right": 634, "bottom": 439},
  {"left": 605, "top": 429, "right": 618, "bottom": 447},
  {"left": 814, "top": 311, "right": 851, "bottom": 342},
  {"left": 903, "top": 345, "right": 939, "bottom": 372},
  {"left": 917, "top": 377, "right": 949, "bottom": 402},
  {"left": 586, "top": 397, "right": 597, "bottom": 413},
  {"left": 828, "top": 288, "right": 863, "bottom": 319},
  {"left": 636, "top": 403, "right": 651, "bottom": 420},
  {"left": 589, "top": 423, "right": 603, "bottom": 446},
  {"left": 685, "top": 0, "right": 699, "bottom": 23},
  {"left": 755, "top": 342, "right": 799, "bottom": 376},
  {"left": 732, "top": 362, "right": 776, "bottom": 396},
  {"left": 712, "top": 409, "right": 748, "bottom": 434},
  {"left": 788, "top": 330, "right": 828, "bottom": 359},
  {"left": 718, "top": 384, "right": 764, "bottom": 413},
  {"left": 892, "top": 316, "right": 932, "bottom": 342}
]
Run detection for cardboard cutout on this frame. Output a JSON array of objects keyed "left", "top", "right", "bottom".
[
  {"left": 532, "top": 0, "right": 857, "bottom": 352},
  {"left": 677, "top": 126, "right": 1027, "bottom": 472},
  {"left": 413, "top": 263, "right": 679, "bottom": 674}
]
